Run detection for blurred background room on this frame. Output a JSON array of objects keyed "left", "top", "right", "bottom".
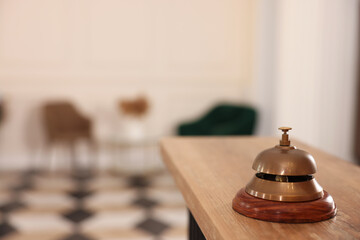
[{"left": 0, "top": 0, "right": 359, "bottom": 239}]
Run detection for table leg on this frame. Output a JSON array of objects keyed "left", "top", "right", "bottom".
[{"left": 189, "top": 209, "right": 206, "bottom": 240}]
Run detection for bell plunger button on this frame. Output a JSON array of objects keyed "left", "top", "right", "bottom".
[{"left": 279, "top": 127, "right": 292, "bottom": 146}]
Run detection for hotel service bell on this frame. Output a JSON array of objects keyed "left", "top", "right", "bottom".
[
  {"left": 246, "top": 127, "right": 323, "bottom": 202},
  {"left": 232, "top": 127, "right": 337, "bottom": 223}
]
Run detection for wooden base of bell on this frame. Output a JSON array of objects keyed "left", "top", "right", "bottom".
[{"left": 232, "top": 188, "right": 337, "bottom": 223}]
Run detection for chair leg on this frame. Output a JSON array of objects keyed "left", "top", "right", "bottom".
[
  {"left": 47, "top": 143, "right": 56, "bottom": 172},
  {"left": 48, "top": 142, "right": 63, "bottom": 173},
  {"left": 69, "top": 142, "right": 77, "bottom": 173},
  {"left": 89, "top": 140, "right": 98, "bottom": 173}
]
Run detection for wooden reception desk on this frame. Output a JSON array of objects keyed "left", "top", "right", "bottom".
[{"left": 160, "top": 137, "right": 360, "bottom": 240}]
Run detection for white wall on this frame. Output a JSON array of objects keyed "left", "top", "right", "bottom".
[
  {"left": 1, "top": 0, "right": 357, "bottom": 169},
  {"left": 254, "top": 0, "right": 359, "bottom": 162},
  {"left": 0, "top": 0, "right": 255, "bottom": 169}
]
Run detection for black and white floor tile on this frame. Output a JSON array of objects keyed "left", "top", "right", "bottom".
[{"left": 0, "top": 170, "right": 187, "bottom": 240}]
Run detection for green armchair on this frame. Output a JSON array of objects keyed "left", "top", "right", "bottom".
[{"left": 177, "top": 104, "right": 256, "bottom": 136}]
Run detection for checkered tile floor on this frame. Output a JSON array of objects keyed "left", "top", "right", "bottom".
[{"left": 0, "top": 170, "right": 187, "bottom": 240}]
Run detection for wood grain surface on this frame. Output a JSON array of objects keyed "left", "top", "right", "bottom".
[
  {"left": 160, "top": 137, "right": 360, "bottom": 240},
  {"left": 232, "top": 188, "right": 337, "bottom": 223}
]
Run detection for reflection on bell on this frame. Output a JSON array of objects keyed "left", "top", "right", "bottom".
[{"left": 232, "top": 127, "right": 337, "bottom": 223}]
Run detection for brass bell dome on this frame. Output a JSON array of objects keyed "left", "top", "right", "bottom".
[{"left": 245, "top": 127, "right": 324, "bottom": 202}]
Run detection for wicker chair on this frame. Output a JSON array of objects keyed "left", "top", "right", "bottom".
[{"left": 43, "top": 101, "right": 96, "bottom": 171}]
